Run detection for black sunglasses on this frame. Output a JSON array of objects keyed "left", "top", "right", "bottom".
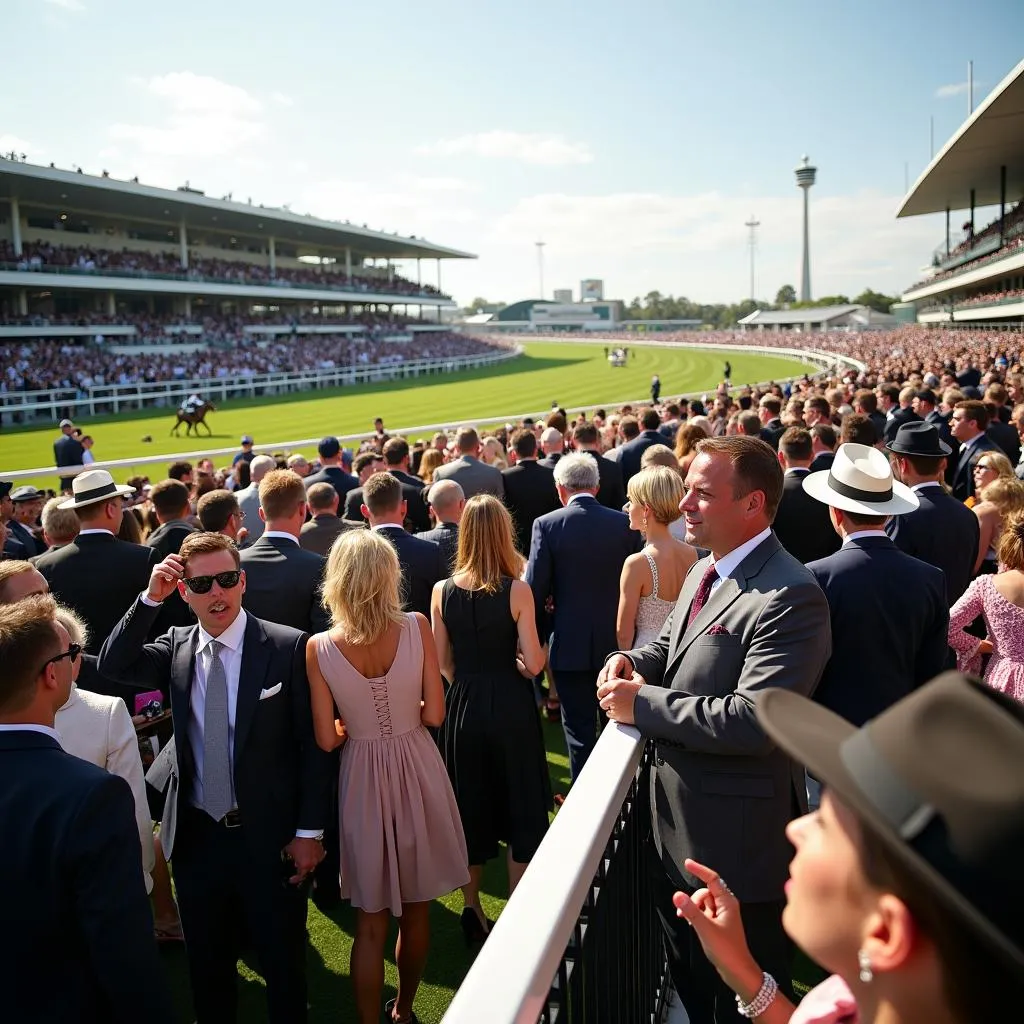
[
  {"left": 43, "top": 643, "right": 82, "bottom": 670},
  {"left": 182, "top": 570, "right": 242, "bottom": 594}
]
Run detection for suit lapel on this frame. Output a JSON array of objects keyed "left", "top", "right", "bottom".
[
  {"left": 233, "top": 614, "right": 271, "bottom": 770},
  {"left": 171, "top": 629, "right": 199, "bottom": 779}
]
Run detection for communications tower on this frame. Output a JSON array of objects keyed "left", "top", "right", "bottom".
[{"left": 795, "top": 155, "right": 817, "bottom": 302}]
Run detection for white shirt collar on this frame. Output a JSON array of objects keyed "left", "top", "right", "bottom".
[
  {"left": 567, "top": 492, "right": 597, "bottom": 505},
  {"left": 262, "top": 530, "right": 299, "bottom": 545},
  {"left": 911, "top": 481, "right": 943, "bottom": 491},
  {"left": 784, "top": 466, "right": 811, "bottom": 476},
  {"left": 843, "top": 529, "right": 888, "bottom": 546},
  {"left": 196, "top": 609, "right": 247, "bottom": 656},
  {"left": 0, "top": 722, "right": 62, "bottom": 742},
  {"left": 712, "top": 527, "right": 773, "bottom": 581},
  {"left": 371, "top": 523, "right": 404, "bottom": 532},
  {"left": 78, "top": 528, "right": 115, "bottom": 537}
]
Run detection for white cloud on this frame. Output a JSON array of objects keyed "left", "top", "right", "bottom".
[
  {"left": 0, "top": 134, "right": 43, "bottom": 158},
  {"left": 270, "top": 91, "right": 294, "bottom": 107},
  {"left": 935, "top": 80, "right": 981, "bottom": 99},
  {"left": 416, "top": 131, "right": 593, "bottom": 166},
  {"left": 43, "top": 0, "right": 85, "bottom": 11}
]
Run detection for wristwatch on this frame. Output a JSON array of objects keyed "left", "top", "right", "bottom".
[{"left": 311, "top": 831, "right": 325, "bottom": 843}]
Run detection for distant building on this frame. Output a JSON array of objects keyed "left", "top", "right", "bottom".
[
  {"left": 552, "top": 288, "right": 573, "bottom": 303},
  {"left": 737, "top": 304, "right": 896, "bottom": 332}
]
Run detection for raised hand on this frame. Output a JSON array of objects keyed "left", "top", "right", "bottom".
[{"left": 146, "top": 553, "right": 185, "bottom": 603}]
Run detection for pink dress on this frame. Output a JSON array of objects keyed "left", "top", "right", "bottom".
[
  {"left": 314, "top": 615, "right": 469, "bottom": 915},
  {"left": 948, "top": 574, "right": 1024, "bottom": 701},
  {"left": 790, "top": 975, "right": 858, "bottom": 1023}
]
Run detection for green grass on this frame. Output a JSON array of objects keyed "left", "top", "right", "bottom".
[
  {"left": 1, "top": 342, "right": 809, "bottom": 489},
  {"left": 161, "top": 716, "right": 573, "bottom": 1023}
]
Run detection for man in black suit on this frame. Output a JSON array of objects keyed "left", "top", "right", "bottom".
[
  {"left": 809, "top": 422, "right": 836, "bottom": 472},
  {"left": 886, "top": 422, "right": 979, "bottom": 605},
  {"left": 882, "top": 385, "right": 922, "bottom": 444},
  {"left": 419, "top": 480, "right": 464, "bottom": 572},
  {"left": 913, "top": 388, "right": 953, "bottom": 447},
  {"left": 382, "top": 437, "right": 431, "bottom": 533},
  {"left": 537, "top": 426, "right": 565, "bottom": 469},
  {"left": 853, "top": 389, "right": 887, "bottom": 444},
  {"left": 984, "top": 385, "right": 1020, "bottom": 465},
  {"left": 53, "top": 418, "right": 84, "bottom": 493},
  {"left": 1, "top": 481, "right": 28, "bottom": 558},
  {"left": 501, "top": 428, "right": 560, "bottom": 554},
  {"left": 302, "top": 436, "right": 358, "bottom": 505},
  {"left": 99, "top": 533, "right": 331, "bottom": 1024},
  {"left": 758, "top": 395, "right": 785, "bottom": 449},
  {"left": 342, "top": 451, "right": 387, "bottom": 525},
  {"left": 526, "top": 453, "right": 641, "bottom": 780},
  {"left": 299, "top": 481, "right": 362, "bottom": 557},
  {"left": 241, "top": 470, "right": 330, "bottom": 634},
  {"left": 146, "top": 479, "right": 199, "bottom": 628},
  {"left": 772, "top": 427, "right": 840, "bottom": 564},
  {"left": 7, "top": 486, "right": 47, "bottom": 557},
  {"left": 573, "top": 422, "right": 626, "bottom": 510},
  {"left": 34, "top": 470, "right": 159, "bottom": 655},
  {"left": 617, "top": 408, "right": 664, "bottom": 485},
  {"left": 362, "top": 472, "right": 444, "bottom": 616},
  {"left": 950, "top": 399, "right": 1001, "bottom": 501},
  {"left": 804, "top": 443, "right": 949, "bottom": 731},
  {"left": 1, "top": 594, "right": 172, "bottom": 1024}
]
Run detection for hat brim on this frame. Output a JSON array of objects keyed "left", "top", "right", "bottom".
[
  {"left": 58, "top": 483, "right": 135, "bottom": 509},
  {"left": 757, "top": 688, "right": 1024, "bottom": 972},
  {"left": 802, "top": 470, "right": 919, "bottom": 516},
  {"left": 884, "top": 439, "right": 952, "bottom": 458}
]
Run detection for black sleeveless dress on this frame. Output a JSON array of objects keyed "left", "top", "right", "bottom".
[{"left": 435, "top": 577, "right": 552, "bottom": 864}]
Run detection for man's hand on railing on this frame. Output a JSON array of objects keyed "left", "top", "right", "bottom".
[{"left": 596, "top": 655, "right": 645, "bottom": 724}]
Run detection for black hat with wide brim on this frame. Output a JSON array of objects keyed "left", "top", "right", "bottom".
[
  {"left": 885, "top": 421, "right": 952, "bottom": 458},
  {"left": 757, "top": 673, "right": 1024, "bottom": 971}
]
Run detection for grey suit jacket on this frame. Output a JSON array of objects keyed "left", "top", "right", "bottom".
[
  {"left": 433, "top": 455, "right": 505, "bottom": 499},
  {"left": 624, "top": 534, "right": 831, "bottom": 902}
]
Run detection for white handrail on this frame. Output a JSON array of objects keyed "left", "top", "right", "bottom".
[{"left": 443, "top": 724, "right": 645, "bottom": 1023}]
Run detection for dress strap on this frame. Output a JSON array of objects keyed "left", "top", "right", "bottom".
[{"left": 643, "top": 549, "right": 660, "bottom": 597}]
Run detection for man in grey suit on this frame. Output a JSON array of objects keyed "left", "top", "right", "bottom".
[
  {"left": 418, "top": 480, "right": 464, "bottom": 572},
  {"left": 299, "top": 482, "right": 363, "bottom": 557},
  {"left": 432, "top": 426, "right": 504, "bottom": 499},
  {"left": 235, "top": 454, "right": 277, "bottom": 544},
  {"left": 597, "top": 435, "right": 831, "bottom": 1023}
]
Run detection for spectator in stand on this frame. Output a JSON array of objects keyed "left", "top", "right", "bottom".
[
  {"left": 618, "top": 408, "right": 664, "bottom": 486},
  {"left": 235, "top": 454, "right": 276, "bottom": 543},
  {"left": 984, "top": 383, "right": 1020, "bottom": 465},
  {"left": 736, "top": 410, "right": 763, "bottom": 438},
  {"left": 419, "top": 480, "right": 465, "bottom": 572},
  {"left": 480, "top": 436, "right": 509, "bottom": 471},
  {"left": 801, "top": 395, "right": 832, "bottom": 430},
  {"left": 300, "top": 481, "right": 361, "bottom": 558},
  {"left": 605, "top": 415, "right": 640, "bottom": 464},
  {"left": 38, "top": 496, "right": 80, "bottom": 554},
  {"left": 167, "top": 461, "right": 193, "bottom": 487},
  {"left": 286, "top": 454, "right": 311, "bottom": 479},
  {"left": 883, "top": 386, "right": 921, "bottom": 444},
  {"left": 840, "top": 413, "right": 880, "bottom": 449},
  {"left": 53, "top": 418, "right": 84, "bottom": 493},
  {"left": 674, "top": 422, "right": 709, "bottom": 477},
  {"left": 418, "top": 449, "right": 444, "bottom": 486},
  {"left": 233, "top": 435, "right": 256, "bottom": 465},
  {"left": 853, "top": 389, "right": 886, "bottom": 443},
  {"left": 772, "top": 427, "right": 841, "bottom": 565},
  {"left": 342, "top": 451, "right": 387, "bottom": 525},
  {"left": 501, "top": 428, "right": 560, "bottom": 556},
  {"left": 8, "top": 487, "right": 46, "bottom": 557},
  {"left": 537, "top": 427, "right": 564, "bottom": 469},
  {"left": 303, "top": 437, "right": 358, "bottom": 505},
  {"left": 145, "top": 480, "right": 199, "bottom": 628},
  {"left": 196, "top": 488, "right": 247, "bottom": 545},
  {"left": 809, "top": 423, "right": 837, "bottom": 472},
  {"left": 432, "top": 427, "right": 505, "bottom": 500},
  {"left": 758, "top": 396, "right": 785, "bottom": 449},
  {"left": 383, "top": 438, "right": 430, "bottom": 534}
]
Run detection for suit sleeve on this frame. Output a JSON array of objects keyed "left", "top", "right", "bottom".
[
  {"left": 97, "top": 596, "right": 175, "bottom": 691},
  {"left": 495, "top": 472, "right": 505, "bottom": 499},
  {"left": 289, "top": 632, "right": 333, "bottom": 831},
  {"left": 105, "top": 700, "right": 156, "bottom": 886},
  {"left": 342, "top": 490, "right": 363, "bottom": 522},
  {"left": 633, "top": 580, "right": 832, "bottom": 755},
  {"left": 916, "top": 572, "right": 951, "bottom": 685},
  {"left": 70, "top": 774, "right": 174, "bottom": 1023},
  {"left": 524, "top": 517, "right": 553, "bottom": 637}
]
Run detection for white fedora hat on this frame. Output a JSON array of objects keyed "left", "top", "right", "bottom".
[
  {"left": 58, "top": 469, "right": 136, "bottom": 510},
  {"left": 803, "top": 443, "right": 919, "bottom": 517}
]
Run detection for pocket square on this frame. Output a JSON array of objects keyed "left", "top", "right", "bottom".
[
  {"left": 259, "top": 682, "right": 283, "bottom": 700},
  {"left": 705, "top": 624, "right": 730, "bottom": 636}
]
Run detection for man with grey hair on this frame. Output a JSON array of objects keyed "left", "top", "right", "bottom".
[
  {"left": 418, "top": 480, "right": 465, "bottom": 572},
  {"left": 537, "top": 426, "right": 564, "bottom": 469},
  {"left": 286, "top": 453, "right": 311, "bottom": 478},
  {"left": 526, "top": 452, "right": 641, "bottom": 781},
  {"left": 38, "top": 497, "right": 80, "bottom": 553},
  {"left": 235, "top": 454, "right": 276, "bottom": 543}
]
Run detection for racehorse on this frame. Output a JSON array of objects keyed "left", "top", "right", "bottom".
[{"left": 171, "top": 401, "right": 216, "bottom": 436}]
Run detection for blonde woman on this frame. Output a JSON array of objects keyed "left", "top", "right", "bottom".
[
  {"left": 972, "top": 473, "right": 1024, "bottom": 574},
  {"left": 480, "top": 435, "right": 508, "bottom": 471},
  {"left": 617, "top": 467, "right": 698, "bottom": 649},
  {"left": 431, "top": 495, "right": 548, "bottom": 943},
  {"left": 965, "top": 449, "right": 1014, "bottom": 510},
  {"left": 306, "top": 531, "right": 468, "bottom": 1024}
]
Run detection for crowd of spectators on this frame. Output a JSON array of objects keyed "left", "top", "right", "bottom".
[{"left": 919, "top": 287, "right": 1024, "bottom": 314}]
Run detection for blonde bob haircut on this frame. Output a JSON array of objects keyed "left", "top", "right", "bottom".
[
  {"left": 998, "top": 508, "right": 1024, "bottom": 571},
  {"left": 626, "top": 466, "right": 685, "bottom": 525},
  {"left": 322, "top": 530, "right": 406, "bottom": 644},
  {"left": 980, "top": 475, "right": 1024, "bottom": 519},
  {"left": 454, "top": 494, "right": 523, "bottom": 594}
]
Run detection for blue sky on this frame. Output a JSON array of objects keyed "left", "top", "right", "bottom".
[{"left": 3, "top": 0, "right": 1023, "bottom": 305}]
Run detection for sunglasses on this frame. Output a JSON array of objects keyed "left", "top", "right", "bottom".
[
  {"left": 182, "top": 570, "right": 242, "bottom": 594},
  {"left": 42, "top": 643, "right": 82, "bottom": 670}
]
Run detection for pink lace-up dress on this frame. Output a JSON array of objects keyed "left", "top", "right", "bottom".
[
  {"left": 948, "top": 574, "right": 1024, "bottom": 702},
  {"left": 313, "top": 614, "right": 469, "bottom": 915}
]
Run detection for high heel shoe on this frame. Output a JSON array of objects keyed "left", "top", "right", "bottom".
[{"left": 460, "top": 907, "right": 492, "bottom": 946}]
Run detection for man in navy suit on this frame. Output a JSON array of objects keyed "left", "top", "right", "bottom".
[
  {"left": 1, "top": 594, "right": 172, "bottom": 1024},
  {"left": 53, "top": 418, "right": 84, "bottom": 493},
  {"left": 526, "top": 453, "right": 641, "bottom": 779},
  {"left": 804, "top": 444, "right": 949, "bottom": 733},
  {"left": 886, "top": 422, "right": 979, "bottom": 605},
  {"left": 419, "top": 480, "right": 464, "bottom": 572},
  {"left": 362, "top": 472, "right": 444, "bottom": 617},
  {"left": 809, "top": 423, "right": 836, "bottom": 472},
  {"left": 617, "top": 407, "right": 664, "bottom": 485},
  {"left": 99, "top": 532, "right": 332, "bottom": 1024},
  {"left": 573, "top": 422, "right": 626, "bottom": 510},
  {"left": 950, "top": 400, "right": 1000, "bottom": 501}
]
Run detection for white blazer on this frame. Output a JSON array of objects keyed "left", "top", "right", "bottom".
[{"left": 56, "top": 684, "right": 155, "bottom": 890}]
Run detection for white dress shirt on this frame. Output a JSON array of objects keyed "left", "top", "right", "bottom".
[{"left": 708, "top": 527, "right": 773, "bottom": 595}]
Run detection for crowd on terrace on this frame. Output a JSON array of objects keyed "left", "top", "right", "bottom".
[{"left": 0, "top": 240, "right": 451, "bottom": 299}]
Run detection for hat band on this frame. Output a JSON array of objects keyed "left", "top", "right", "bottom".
[
  {"left": 827, "top": 472, "right": 893, "bottom": 504},
  {"left": 73, "top": 481, "right": 119, "bottom": 503}
]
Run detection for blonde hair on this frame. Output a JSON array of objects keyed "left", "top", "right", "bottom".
[
  {"left": 454, "top": 494, "right": 523, "bottom": 594},
  {"left": 481, "top": 436, "right": 508, "bottom": 469},
  {"left": 0, "top": 561, "right": 37, "bottom": 603},
  {"left": 419, "top": 448, "right": 444, "bottom": 483},
  {"left": 321, "top": 530, "right": 405, "bottom": 644},
  {"left": 998, "top": 509, "right": 1024, "bottom": 570},
  {"left": 980, "top": 476, "right": 1024, "bottom": 519},
  {"left": 627, "top": 467, "right": 685, "bottom": 525},
  {"left": 54, "top": 603, "right": 90, "bottom": 648},
  {"left": 975, "top": 451, "right": 1015, "bottom": 481},
  {"left": 258, "top": 469, "right": 306, "bottom": 520}
]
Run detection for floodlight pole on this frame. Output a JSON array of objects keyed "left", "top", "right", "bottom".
[
  {"left": 744, "top": 215, "right": 760, "bottom": 302},
  {"left": 535, "top": 241, "right": 546, "bottom": 300}
]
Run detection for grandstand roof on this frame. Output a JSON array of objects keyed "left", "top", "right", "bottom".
[
  {"left": 738, "top": 305, "right": 862, "bottom": 325},
  {"left": 0, "top": 159, "right": 476, "bottom": 260},
  {"left": 898, "top": 58, "right": 1024, "bottom": 218}
]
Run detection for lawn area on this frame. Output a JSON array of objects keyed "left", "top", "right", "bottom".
[
  {"left": 161, "top": 716, "right": 573, "bottom": 1023},
  {"left": 1, "top": 341, "right": 810, "bottom": 489}
]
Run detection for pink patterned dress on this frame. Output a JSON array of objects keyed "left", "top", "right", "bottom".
[{"left": 948, "top": 574, "right": 1024, "bottom": 702}]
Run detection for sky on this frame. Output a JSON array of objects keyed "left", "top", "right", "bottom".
[{"left": 3, "top": 0, "right": 1023, "bottom": 307}]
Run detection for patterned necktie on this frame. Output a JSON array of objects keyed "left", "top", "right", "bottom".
[
  {"left": 202, "top": 639, "right": 233, "bottom": 822},
  {"left": 686, "top": 562, "right": 720, "bottom": 628}
]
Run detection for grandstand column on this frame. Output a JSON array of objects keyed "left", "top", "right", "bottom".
[
  {"left": 268, "top": 236, "right": 276, "bottom": 275},
  {"left": 16, "top": 289, "right": 27, "bottom": 316},
  {"left": 437, "top": 258, "right": 442, "bottom": 293},
  {"left": 970, "top": 189, "right": 975, "bottom": 236},
  {"left": 1000, "top": 165, "right": 1007, "bottom": 244},
  {"left": 9, "top": 197, "right": 22, "bottom": 255},
  {"left": 184, "top": 296, "right": 192, "bottom": 317},
  {"left": 416, "top": 258, "right": 421, "bottom": 285},
  {"left": 945, "top": 207, "right": 950, "bottom": 257},
  {"left": 179, "top": 220, "right": 188, "bottom": 269},
  {"left": 106, "top": 292, "right": 116, "bottom": 316},
  {"left": 345, "top": 247, "right": 352, "bottom": 278}
]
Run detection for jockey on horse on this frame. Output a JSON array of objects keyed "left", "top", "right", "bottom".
[{"left": 172, "top": 393, "right": 215, "bottom": 436}]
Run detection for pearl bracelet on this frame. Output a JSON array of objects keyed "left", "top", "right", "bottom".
[{"left": 735, "top": 972, "right": 778, "bottom": 1019}]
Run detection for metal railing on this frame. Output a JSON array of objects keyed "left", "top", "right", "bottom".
[{"left": 443, "top": 725, "right": 668, "bottom": 1024}]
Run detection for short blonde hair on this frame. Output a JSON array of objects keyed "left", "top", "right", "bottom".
[
  {"left": 980, "top": 476, "right": 1024, "bottom": 519},
  {"left": 321, "top": 530, "right": 406, "bottom": 644},
  {"left": 258, "top": 469, "right": 306, "bottom": 521},
  {"left": 627, "top": 467, "right": 684, "bottom": 525},
  {"left": 53, "top": 603, "right": 90, "bottom": 648},
  {"left": 975, "top": 451, "right": 1015, "bottom": 481}
]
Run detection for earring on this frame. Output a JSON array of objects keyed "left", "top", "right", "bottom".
[
  {"left": 858, "top": 949, "right": 873, "bottom": 984},
  {"left": 642, "top": 510, "right": 649, "bottom": 531}
]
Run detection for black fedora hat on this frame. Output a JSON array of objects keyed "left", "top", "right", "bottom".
[
  {"left": 885, "top": 420, "right": 952, "bottom": 458},
  {"left": 757, "top": 673, "right": 1024, "bottom": 970}
]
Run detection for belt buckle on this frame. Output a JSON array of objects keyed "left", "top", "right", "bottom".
[{"left": 222, "top": 810, "right": 242, "bottom": 829}]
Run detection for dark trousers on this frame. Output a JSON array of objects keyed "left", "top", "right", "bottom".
[
  {"left": 553, "top": 669, "right": 601, "bottom": 781},
  {"left": 173, "top": 808, "right": 309, "bottom": 1024},
  {"left": 649, "top": 843, "right": 793, "bottom": 1024}
]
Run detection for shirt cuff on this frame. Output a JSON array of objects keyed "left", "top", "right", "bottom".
[
  {"left": 140, "top": 592, "right": 162, "bottom": 607},
  {"left": 295, "top": 829, "right": 323, "bottom": 840}
]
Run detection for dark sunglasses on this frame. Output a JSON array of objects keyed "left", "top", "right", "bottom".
[
  {"left": 182, "top": 570, "right": 242, "bottom": 594},
  {"left": 42, "top": 643, "right": 82, "bottom": 670}
]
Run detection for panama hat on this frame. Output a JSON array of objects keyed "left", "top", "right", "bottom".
[
  {"left": 757, "top": 673, "right": 1024, "bottom": 971},
  {"left": 58, "top": 469, "right": 135, "bottom": 510},
  {"left": 802, "top": 442, "right": 918, "bottom": 516}
]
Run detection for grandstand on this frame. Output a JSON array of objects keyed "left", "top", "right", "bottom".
[{"left": 899, "top": 57, "right": 1024, "bottom": 324}]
